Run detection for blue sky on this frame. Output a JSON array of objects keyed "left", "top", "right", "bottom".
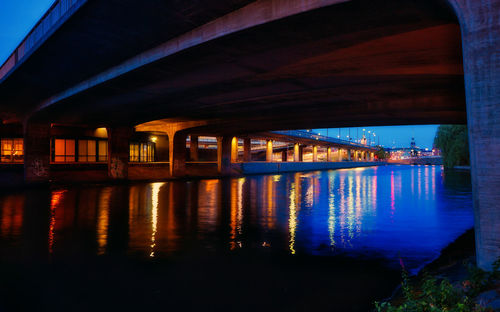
[
  {"left": 313, "top": 125, "right": 439, "bottom": 149},
  {"left": 0, "top": 0, "right": 55, "bottom": 65},
  {"left": 0, "top": 1, "right": 440, "bottom": 149}
]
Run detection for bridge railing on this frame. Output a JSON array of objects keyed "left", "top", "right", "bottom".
[
  {"left": 272, "top": 130, "right": 375, "bottom": 149},
  {"left": 0, "top": 0, "right": 86, "bottom": 82}
]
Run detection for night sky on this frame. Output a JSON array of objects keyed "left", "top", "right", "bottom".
[{"left": 0, "top": 0, "right": 440, "bottom": 149}]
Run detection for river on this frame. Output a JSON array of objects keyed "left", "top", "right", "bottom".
[{"left": 0, "top": 165, "right": 473, "bottom": 311}]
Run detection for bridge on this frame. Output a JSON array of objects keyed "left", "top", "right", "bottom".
[{"left": 0, "top": 0, "right": 498, "bottom": 269}]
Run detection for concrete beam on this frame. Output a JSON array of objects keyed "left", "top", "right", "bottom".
[{"left": 36, "top": 0, "right": 349, "bottom": 111}]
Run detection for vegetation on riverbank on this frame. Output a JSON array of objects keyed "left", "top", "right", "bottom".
[
  {"left": 434, "top": 125, "right": 470, "bottom": 169},
  {"left": 375, "top": 258, "right": 500, "bottom": 311},
  {"left": 375, "top": 146, "right": 389, "bottom": 160}
]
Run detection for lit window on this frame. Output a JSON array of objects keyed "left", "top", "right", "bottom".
[
  {"left": 53, "top": 139, "right": 107, "bottom": 163},
  {"left": 78, "top": 140, "right": 97, "bottom": 162},
  {"left": 130, "top": 143, "right": 140, "bottom": 162},
  {"left": 98, "top": 141, "right": 108, "bottom": 162},
  {"left": 129, "top": 142, "right": 155, "bottom": 162},
  {"left": 54, "top": 139, "right": 75, "bottom": 162},
  {"left": 0, "top": 138, "right": 23, "bottom": 163}
]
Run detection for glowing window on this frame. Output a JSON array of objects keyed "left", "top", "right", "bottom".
[
  {"left": 54, "top": 139, "right": 75, "bottom": 162},
  {"left": 98, "top": 141, "right": 108, "bottom": 162},
  {"left": 0, "top": 138, "right": 23, "bottom": 163},
  {"left": 78, "top": 140, "right": 97, "bottom": 162},
  {"left": 129, "top": 142, "right": 155, "bottom": 162}
]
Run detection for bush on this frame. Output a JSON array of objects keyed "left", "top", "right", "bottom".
[{"left": 375, "top": 259, "right": 500, "bottom": 312}]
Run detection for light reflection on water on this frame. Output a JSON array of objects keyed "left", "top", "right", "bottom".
[{"left": 0, "top": 165, "right": 473, "bottom": 271}]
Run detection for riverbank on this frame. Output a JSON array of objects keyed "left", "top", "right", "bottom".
[
  {"left": 233, "top": 161, "right": 382, "bottom": 175},
  {"left": 0, "top": 161, "right": 385, "bottom": 188},
  {"left": 382, "top": 229, "right": 500, "bottom": 310}
]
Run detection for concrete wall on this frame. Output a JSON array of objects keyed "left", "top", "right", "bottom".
[
  {"left": 234, "top": 161, "right": 383, "bottom": 175},
  {"left": 129, "top": 162, "right": 170, "bottom": 180},
  {"left": 50, "top": 163, "right": 108, "bottom": 182}
]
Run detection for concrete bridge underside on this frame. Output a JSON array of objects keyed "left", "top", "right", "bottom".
[{"left": 0, "top": 0, "right": 498, "bottom": 269}]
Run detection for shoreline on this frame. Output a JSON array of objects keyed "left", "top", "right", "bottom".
[{"left": 382, "top": 228, "right": 477, "bottom": 307}]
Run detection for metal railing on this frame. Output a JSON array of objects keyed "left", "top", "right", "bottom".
[
  {"left": 272, "top": 130, "right": 375, "bottom": 149},
  {"left": 0, "top": 0, "right": 86, "bottom": 81}
]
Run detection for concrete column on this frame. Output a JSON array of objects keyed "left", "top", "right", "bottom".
[
  {"left": 266, "top": 140, "right": 273, "bottom": 162},
  {"left": 293, "top": 143, "right": 300, "bottom": 162},
  {"left": 243, "top": 138, "right": 251, "bottom": 162},
  {"left": 312, "top": 145, "right": 318, "bottom": 162},
  {"left": 453, "top": 0, "right": 500, "bottom": 270},
  {"left": 299, "top": 146, "right": 304, "bottom": 162},
  {"left": 347, "top": 149, "right": 351, "bottom": 161},
  {"left": 24, "top": 121, "right": 51, "bottom": 184},
  {"left": 190, "top": 135, "right": 199, "bottom": 161},
  {"left": 108, "top": 126, "right": 133, "bottom": 179},
  {"left": 231, "top": 137, "right": 239, "bottom": 163},
  {"left": 217, "top": 136, "right": 232, "bottom": 175},
  {"left": 168, "top": 131, "right": 187, "bottom": 177},
  {"left": 327, "top": 147, "right": 332, "bottom": 162},
  {"left": 338, "top": 148, "right": 343, "bottom": 162},
  {"left": 282, "top": 150, "right": 288, "bottom": 162}
]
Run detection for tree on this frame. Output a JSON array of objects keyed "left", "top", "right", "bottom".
[
  {"left": 433, "top": 125, "right": 470, "bottom": 168},
  {"left": 375, "top": 146, "right": 389, "bottom": 160}
]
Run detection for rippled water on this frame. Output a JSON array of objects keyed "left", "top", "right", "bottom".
[{"left": 0, "top": 165, "right": 472, "bottom": 272}]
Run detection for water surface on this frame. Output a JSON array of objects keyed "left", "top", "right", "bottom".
[
  {"left": 0, "top": 165, "right": 473, "bottom": 269},
  {"left": 0, "top": 165, "right": 473, "bottom": 311}
]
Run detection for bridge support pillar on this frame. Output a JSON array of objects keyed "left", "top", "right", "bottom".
[
  {"left": 217, "top": 136, "right": 232, "bottom": 175},
  {"left": 107, "top": 126, "right": 133, "bottom": 180},
  {"left": 327, "top": 147, "right": 332, "bottom": 162},
  {"left": 293, "top": 143, "right": 300, "bottom": 162},
  {"left": 282, "top": 150, "right": 288, "bottom": 162},
  {"left": 312, "top": 146, "right": 318, "bottom": 162},
  {"left": 347, "top": 149, "right": 352, "bottom": 161},
  {"left": 190, "top": 135, "right": 199, "bottom": 161},
  {"left": 168, "top": 131, "right": 187, "bottom": 177},
  {"left": 24, "top": 121, "right": 51, "bottom": 184},
  {"left": 243, "top": 138, "right": 251, "bottom": 162},
  {"left": 231, "top": 137, "right": 239, "bottom": 163},
  {"left": 266, "top": 140, "right": 273, "bottom": 162},
  {"left": 338, "top": 148, "right": 343, "bottom": 162},
  {"left": 454, "top": 0, "right": 500, "bottom": 270}
]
